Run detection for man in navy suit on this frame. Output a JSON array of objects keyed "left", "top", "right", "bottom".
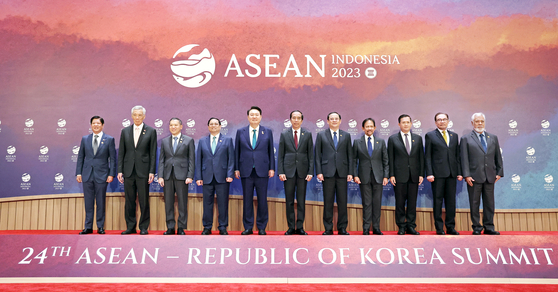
[
  {"left": 388, "top": 114, "right": 424, "bottom": 235},
  {"left": 235, "top": 106, "right": 275, "bottom": 235},
  {"left": 117, "top": 105, "right": 157, "bottom": 235},
  {"left": 278, "top": 110, "right": 313, "bottom": 235},
  {"left": 76, "top": 116, "right": 117, "bottom": 234},
  {"left": 461, "top": 112, "right": 504, "bottom": 235},
  {"left": 315, "top": 112, "right": 353, "bottom": 235},
  {"left": 196, "top": 117, "right": 235, "bottom": 235},
  {"left": 353, "top": 118, "right": 388, "bottom": 235},
  {"left": 425, "top": 112, "right": 462, "bottom": 235},
  {"left": 158, "top": 118, "right": 195, "bottom": 235}
]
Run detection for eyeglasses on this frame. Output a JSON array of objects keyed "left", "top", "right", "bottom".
[{"left": 436, "top": 118, "right": 448, "bottom": 122}]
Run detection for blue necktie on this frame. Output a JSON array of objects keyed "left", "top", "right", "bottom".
[
  {"left": 480, "top": 133, "right": 487, "bottom": 152},
  {"left": 252, "top": 129, "right": 257, "bottom": 149},
  {"left": 211, "top": 136, "right": 216, "bottom": 154},
  {"left": 333, "top": 131, "right": 338, "bottom": 149},
  {"left": 173, "top": 136, "right": 178, "bottom": 154},
  {"left": 368, "top": 136, "right": 373, "bottom": 157}
]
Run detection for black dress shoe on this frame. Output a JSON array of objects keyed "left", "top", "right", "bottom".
[
  {"left": 397, "top": 228, "right": 405, "bottom": 235},
  {"left": 472, "top": 230, "right": 482, "bottom": 235},
  {"left": 121, "top": 229, "right": 137, "bottom": 235},
  {"left": 363, "top": 228, "right": 370, "bottom": 235},
  {"left": 140, "top": 229, "right": 148, "bottom": 235},
  {"left": 219, "top": 229, "right": 228, "bottom": 235},
  {"left": 241, "top": 229, "right": 253, "bottom": 235},
  {"left": 337, "top": 228, "right": 350, "bottom": 235},
  {"left": 322, "top": 230, "right": 333, "bottom": 235},
  {"left": 97, "top": 228, "right": 105, "bottom": 234},
  {"left": 296, "top": 229, "right": 308, "bottom": 235},
  {"left": 372, "top": 228, "right": 383, "bottom": 235},
  {"left": 177, "top": 228, "right": 185, "bottom": 235},
  {"left": 285, "top": 228, "right": 295, "bottom": 235},
  {"left": 164, "top": 228, "right": 175, "bottom": 235},
  {"left": 406, "top": 227, "right": 420, "bottom": 235},
  {"left": 436, "top": 230, "right": 445, "bottom": 235},
  {"left": 258, "top": 229, "right": 266, "bottom": 235},
  {"left": 447, "top": 228, "right": 460, "bottom": 235},
  {"left": 79, "top": 229, "right": 93, "bottom": 234},
  {"left": 484, "top": 229, "right": 500, "bottom": 235},
  {"left": 201, "top": 228, "right": 212, "bottom": 235}
]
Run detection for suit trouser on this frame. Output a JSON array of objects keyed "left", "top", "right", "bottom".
[
  {"left": 241, "top": 169, "right": 269, "bottom": 230},
  {"left": 360, "top": 172, "right": 382, "bottom": 230},
  {"left": 432, "top": 177, "right": 457, "bottom": 231},
  {"left": 467, "top": 181, "right": 495, "bottom": 231},
  {"left": 124, "top": 168, "right": 150, "bottom": 231},
  {"left": 202, "top": 176, "right": 230, "bottom": 230},
  {"left": 322, "top": 172, "right": 348, "bottom": 231},
  {"left": 163, "top": 168, "right": 188, "bottom": 230},
  {"left": 83, "top": 178, "right": 108, "bottom": 229},
  {"left": 284, "top": 170, "right": 307, "bottom": 230},
  {"left": 394, "top": 179, "right": 418, "bottom": 229}
]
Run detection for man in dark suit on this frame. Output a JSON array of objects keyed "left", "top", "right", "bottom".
[
  {"left": 425, "top": 112, "right": 463, "bottom": 235},
  {"left": 76, "top": 116, "right": 117, "bottom": 235},
  {"left": 117, "top": 105, "right": 157, "bottom": 235},
  {"left": 158, "top": 118, "right": 194, "bottom": 235},
  {"left": 235, "top": 106, "right": 275, "bottom": 235},
  {"left": 315, "top": 112, "right": 353, "bottom": 235},
  {"left": 388, "top": 114, "right": 424, "bottom": 235},
  {"left": 196, "top": 117, "right": 234, "bottom": 235},
  {"left": 353, "top": 118, "right": 388, "bottom": 235},
  {"left": 461, "top": 112, "right": 504, "bottom": 235},
  {"left": 278, "top": 110, "right": 313, "bottom": 235}
]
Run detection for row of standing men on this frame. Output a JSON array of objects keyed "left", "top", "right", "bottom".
[{"left": 75, "top": 105, "right": 504, "bottom": 236}]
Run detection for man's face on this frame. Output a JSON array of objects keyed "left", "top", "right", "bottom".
[
  {"left": 327, "top": 113, "right": 341, "bottom": 129},
  {"left": 169, "top": 119, "right": 183, "bottom": 136},
  {"left": 91, "top": 119, "right": 104, "bottom": 134},
  {"left": 132, "top": 109, "right": 145, "bottom": 126},
  {"left": 208, "top": 119, "right": 221, "bottom": 135},
  {"left": 435, "top": 114, "right": 449, "bottom": 131},
  {"left": 248, "top": 109, "right": 262, "bottom": 126},
  {"left": 290, "top": 112, "right": 303, "bottom": 130},
  {"left": 362, "top": 120, "right": 376, "bottom": 136},
  {"left": 472, "top": 115, "right": 485, "bottom": 133},
  {"left": 399, "top": 117, "right": 412, "bottom": 133}
]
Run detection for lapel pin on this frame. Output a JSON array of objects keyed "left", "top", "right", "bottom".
[
  {"left": 301, "top": 133, "right": 304, "bottom": 135},
  {"left": 412, "top": 140, "right": 415, "bottom": 142},
  {"left": 340, "top": 134, "right": 342, "bottom": 137},
  {"left": 487, "top": 136, "right": 490, "bottom": 138},
  {"left": 101, "top": 142, "right": 104, "bottom": 144},
  {"left": 262, "top": 131, "right": 264, "bottom": 135},
  {"left": 219, "top": 140, "right": 222, "bottom": 143}
]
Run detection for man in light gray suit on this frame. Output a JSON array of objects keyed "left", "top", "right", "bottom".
[
  {"left": 460, "top": 112, "right": 504, "bottom": 235},
  {"left": 278, "top": 110, "right": 313, "bottom": 235},
  {"left": 158, "top": 118, "right": 195, "bottom": 235},
  {"left": 353, "top": 118, "right": 388, "bottom": 235}
]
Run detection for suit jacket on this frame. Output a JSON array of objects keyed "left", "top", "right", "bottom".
[
  {"left": 315, "top": 129, "right": 353, "bottom": 178},
  {"left": 195, "top": 134, "right": 235, "bottom": 184},
  {"left": 277, "top": 128, "right": 314, "bottom": 179},
  {"left": 76, "top": 133, "right": 117, "bottom": 183},
  {"left": 388, "top": 132, "right": 424, "bottom": 183},
  {"left": 425, "top": 129, "right": 461, "bottom": 178},
  {"left": 353, "top": 135, "right": 389, "bottom": 184},
  {"left": 117, "top": 124, "right": 157, "bottom": 178},
  {"left": 235, "top": 125, "right": 275, "bottom": 178},
  {"left": 460, "top": 130, "right": 504, "bottom": 183},
  {"left": 158, "top": 134, "right": 195, "bottom": 180}
]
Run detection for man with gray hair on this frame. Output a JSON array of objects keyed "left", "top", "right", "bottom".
[
  {"left": 117, "top": 105, "right": 157, "bottom": 235},
  {"left": 460, "top": 113, "right": 504, "bottom": 235}
]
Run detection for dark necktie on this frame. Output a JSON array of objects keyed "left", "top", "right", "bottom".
[
  {"left": 173, "top": 136, "right": 178, "bottom": 154},
  {"left": 405, "top": 133, "right": 411, "bottom": 155},
  {"left": 368, "top": 136, "right": 373, "bottom": 157},
  {"left": 93, "top": 135, "right": 99, "bottom": 155},
  {"left": 294, "top": 130, "right": 298, "bottom": 149},
  {"left": 480, "top": 133, "right": 487, "bottom": 152},
  {"left": 333, "top": 131, "right": 338, "bottom": 149}
]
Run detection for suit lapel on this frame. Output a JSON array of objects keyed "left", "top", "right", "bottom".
[
  {"left": 244, "top": 127, "right": 252, "bottom": 148},
  {"left": 397, "top": 132, "right": 408, "bottom": 156},
  {"left": 255, "top": 126, "right": 265, "bottom": 149},
  {"left": 135, "top": 125, "right": 147, "bottom": 149},
  {"left": 213, "top": 135, "right": 224, "bottom": 155},
  {"left": 86, "top": 134, "right": 93, "bottom": 156},
  {"left": 95, "top": 135, "right": 108, "bottom": 157},
  {"left": 471, "top": 131, "right": 484, "bottom": 152},
  {"left": 435, "top": 130, "right": 447, "bottom": 147},
  {"left": 325, "top": 129, "right": 335, "bottom": 149}
]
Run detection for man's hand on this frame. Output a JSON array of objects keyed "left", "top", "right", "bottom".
[
  {"left": 347, "top": 175, "right": 353, "bottom": 182},
  {"left": 117, "top": 173, "right": 124, "bottom": 183},
  {"left": 465, "top": 177, "right": 474, "bottom": 187},
  {"left": 106, "top": 176, "right": 113, "bottom": 183},
  {"left": 354, "top": 177, "right": 361, "bottom": 184},
  {"left": 235, "top": 171, "right": 240, "bottom": 179},
  {"left": 317, "top": 174, "right": 324, "bottom": 182},
  {"left": 226, "top": 177, "right": 233, "bottom": 183},
  {"left": 279, "top": 174, "right": 287, "bottom": 181},
  {"left": 76, "top": 175, "right": 82, "bottom": 183},
  {"left": 158, "top": 178, "right": 164, "bottom": 187},
  {"left": 305, "top": 175, "right": 313, "bottom": 182},
  {"left": 382, "top": 178, "right": 388, "bottom": 186},
  {"left": 390, "top": 176, "right": 396, "bottom": 186},
  {"left": 419, "top": 176, "right": 424, "bottom": 185},
  {"left": 185, "top": 178, "right": 193, "bottom": 184},
  {"left": 196, "top": 180, "right": 203, "bottom": 186},
  {"left": 268, "top": 170, "right": 275, "bottom": 178},
  {"left": 427, "top": 175, "right": 435, "bottom": 183},
  {"left": 148, "top": 173, "right": 154, "bottom": 184},
  {"left": 457, "top": 175, "right": 463, "bottom": 181},
  {"left": 495, "top": 175, "right": 501, "bottom": 183}
]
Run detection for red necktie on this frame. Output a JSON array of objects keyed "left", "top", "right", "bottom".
[{"left": 294, "top": 130, "right": 298, "bottom": 149}]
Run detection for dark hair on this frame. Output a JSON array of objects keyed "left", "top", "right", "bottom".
[
  {"left": 327, "top": 112, "right": 341, "bottom": 120},
  {"left": 247, "top": 106, "right": 262, "bottom": 115},
  {"left": 290, "top": 110, "right": 303, "bottom": 120},
  {"left": 207, "top": 117, "right": 221, "bottom": 125},
  {"left": 90, "top": 116, "right": 104, "bottom": 124},
  {"left": 362, "top": 118, "right": 376, "bottom": 128},
  {"left": 169, "top": 117, "right": 182, "bottom": 125},
  {"left": 398, "top": 114, "right": 411, "bottom": 123},
  {"left": 434, "top": 112, "right": 449, "bottom": 121}
]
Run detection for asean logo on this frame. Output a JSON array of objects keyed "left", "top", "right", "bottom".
[{"left": 171, "top": 44, "right": 215, "bottom": 88}]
